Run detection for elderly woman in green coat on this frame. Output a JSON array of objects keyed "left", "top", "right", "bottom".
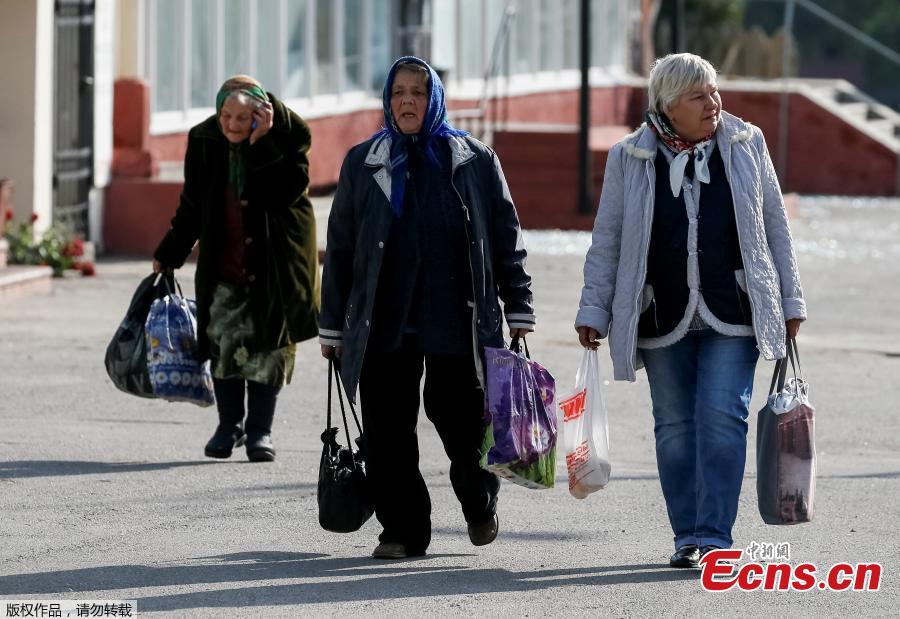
[{"left": 153, "top": 75, "right": 319, "bottom": 462}]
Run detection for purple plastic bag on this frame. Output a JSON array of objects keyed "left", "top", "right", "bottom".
[{"left": 484, "top": 346, "right": 558, "bottom": 466}]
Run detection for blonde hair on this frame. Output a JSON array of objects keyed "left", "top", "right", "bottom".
[{"left": 648, "top": 54, "right": 718, "bottom": 115}]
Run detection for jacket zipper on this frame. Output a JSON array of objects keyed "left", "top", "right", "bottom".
[
  {"left": 450, "top": 170, "right": 486, "bottom": 390},
  {"left": 652, "top": 297, "right": 660, "bottom": 335}
]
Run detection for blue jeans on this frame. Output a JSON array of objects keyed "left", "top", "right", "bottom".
[{"left": 641, "top": 330, "right": 759, "bottom": 550}]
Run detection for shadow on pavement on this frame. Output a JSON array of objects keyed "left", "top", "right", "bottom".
[
  {"left": 431, "top": 527, "right": 589, "bottom": 542},
  {"left": 0, "top": 550, "right": 699, "bottom": 607},
  {"left": 0, "top": 460, "right": 216, "bottom": 479},
  {"left": 0, "top": 551, "right": 465, "bottom": 596},
  {"left": 136, "top": 560, "right": 698, "bottom": 610}
]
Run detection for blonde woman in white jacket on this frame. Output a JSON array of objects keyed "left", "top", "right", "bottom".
[{"left": 576, "top": 53, "right": 806, "bottom": 569}]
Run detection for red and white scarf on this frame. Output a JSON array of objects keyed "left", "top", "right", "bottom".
[{"left": 646, "top": 112, "right": 714, "bottom": 198}]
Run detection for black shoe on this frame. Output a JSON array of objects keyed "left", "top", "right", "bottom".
[
  {"left": 699, "top": 545, "right": 722, "bottom": 559},
  {"left": 204, "top": 426, "right": 246, "bottom": 459},
  {"left": 468, "top": 514, "right": 499, "bottom": 546},
  {"left": 372, "top": 543, "right": 407, "bottom": 560},
  {"left": 246, "top": 434, "right": 276, "bottom": 462},
  {"left": 669, "top": 544, "right": 700, "bottom": 568}
]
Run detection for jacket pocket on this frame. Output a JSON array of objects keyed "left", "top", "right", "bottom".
[
  {"left": 734, "top": 269, "right": 748, "bottom": 294},
  {"left": 637, "top": 284, "right": 660, "bottom": 336},
  {"left": 734, "top": 269, "right": 751, "bottom": 324},
  {"left": 640, "top": 284, "right": 655, "bottom": 314}
]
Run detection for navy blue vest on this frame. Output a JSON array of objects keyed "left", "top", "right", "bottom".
[{"left": 638, "top": 144, "right": 752, "bottom": 338}]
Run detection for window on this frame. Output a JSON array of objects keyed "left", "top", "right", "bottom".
[
  {"left": 285, "top": 0, "right": 308, "bottom": 98},
  {"left": 223, "top": 0, "right": 249, "bottom": 78},
  {"left": 256, "top": 1, "right": 282, "bottom": 95},
  {"left": 190, "top": 0, "right": 216, "bottom": 107},
  {"left": 561, "top": 0, "right": 578, "bottom": 70},
  {"left": 431, "top": 0, "right": 457, "bottom": 83},
  {"left": 370, "top": 0, "right": 391, "bottom": 92},
  {"left": 152, "top": 0, "right": 181, "bottom": 112},
  {"left": 315, "top": 0, "right": 335, "bottom": 95},
  {"left": 538, "top": 0, "right": 560, "bottom": 71},
  {"left": 511, "top": 0, "right": 536, "bottom": 75},
  {"left": 145, "top": 0, "right": 394, "bottom": 121},
  {"left": 344, "top": 0, "right": 363, "bottom": 91},
  {"left": 460, "top": 0, "right": 484, "bottom": 79}
]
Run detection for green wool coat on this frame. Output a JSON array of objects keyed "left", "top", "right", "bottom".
[{"left": 154, "top": 94, "right": 319, "bottom": 361}]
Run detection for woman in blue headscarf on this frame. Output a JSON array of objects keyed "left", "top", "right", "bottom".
[{"left": 319, "top": 57, "right": 535, "bottom": 559}]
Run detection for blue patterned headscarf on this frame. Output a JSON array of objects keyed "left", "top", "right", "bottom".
[{"left": 372, "top": 56, "right": 469, "bottom": 217}]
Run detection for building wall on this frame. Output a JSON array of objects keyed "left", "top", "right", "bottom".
[
  {"left": 724, "top": 91, "right": 898, "bottom": 196},
  {"left": 0, "top": 0, "right": 54, "bottom": 233}
]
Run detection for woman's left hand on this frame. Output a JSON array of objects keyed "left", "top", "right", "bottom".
[
  {"left": 786, "top": 318, "right": 801, "bottom": 338},
  {"left": 509, "top": 328, "right": 530, "bottom": 339},
  {"left": 249, "top": 101, "right": 274, "bottom": 145}
]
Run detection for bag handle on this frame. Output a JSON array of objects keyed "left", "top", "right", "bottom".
[
  {"left": 789, "top": 336, "right": 804, "bottom": 382},
  {"left": 510, "top": 335, "right": 530, "bottom": 359},
  {"left": 154, "top": 271, "right": 184, "bottom": 298},
  {"left": 327, "top": 359, "right": 364, "bottom": 449},
  {"left": 769, "top": 335, "right": 802, "bottom": 396}
]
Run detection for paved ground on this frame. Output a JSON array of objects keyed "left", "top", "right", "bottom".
[{"left": 1, "top": 197, "right": 898, "bottom": 616}]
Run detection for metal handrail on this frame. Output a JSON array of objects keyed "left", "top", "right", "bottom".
[
  {"left": 448, "top": 2, "right": 516, "bottom": 136},
  {"left": 751, "top": 0, "right": 900, "bottom": 69}
]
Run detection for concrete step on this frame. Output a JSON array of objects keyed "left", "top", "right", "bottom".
[
  {"left": 868, "top": 119, "right": 898, "bottom": 137},
  {"left": 0, "top": 265, "right": 53, "bottom": 301},
  {"left": 838, "top": 101, "right": 869, "bottom": 118}
]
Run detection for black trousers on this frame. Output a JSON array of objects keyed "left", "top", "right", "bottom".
[
  {"left": 213, "top": 378, "right": 281, "bottom": 438},
  {"left": 359, "top": 337, "right": 499, "bottom": 554}
]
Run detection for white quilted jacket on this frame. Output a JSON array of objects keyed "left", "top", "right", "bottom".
[{"left": 576, "top": 111, "right": 806, "bottom": 381}]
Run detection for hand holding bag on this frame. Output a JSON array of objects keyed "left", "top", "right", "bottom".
[
  {"left": 756, "top": 336, "right": 816, "bottom": 525},
  {"left": 560, "top": 348, "right": 611, "bottom": 499},
  {"left": 317, "top": 359, "right": 374, "bottom": 533}
]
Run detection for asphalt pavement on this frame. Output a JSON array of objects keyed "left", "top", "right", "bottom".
[{"left": 0, "top": 196, "right": 898, "bottom": 616}]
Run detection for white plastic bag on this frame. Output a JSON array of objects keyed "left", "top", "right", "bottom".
[{"left": 559, "top": 348, "right": 611, "bottom": 498}]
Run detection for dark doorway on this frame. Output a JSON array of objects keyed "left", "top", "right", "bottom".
[{"left": 53, "top": 0, "right": 95, "bottom": 237}]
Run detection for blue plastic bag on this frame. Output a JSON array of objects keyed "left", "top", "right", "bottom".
[
  {"left": 480, "top": 339, "right": 558, "bottom": 489},
  {"left": 145, "top": 287, "right": 215, "bottom": 407}
]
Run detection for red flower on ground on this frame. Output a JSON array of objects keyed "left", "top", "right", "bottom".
[
  {"left": 78, "top": 261, "right": 96, "bottom": 277},
  {"left": 63, "top": 238, "right": 85, "bottom": 258},
  {"left": 29, "top": 213, "right": 39, "bottom": 223},
  {"left": 3, "top": 210, "right": 12, "bottom": 222}
]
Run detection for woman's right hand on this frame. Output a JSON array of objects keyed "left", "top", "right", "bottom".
[
  {"left": 576, "top": 326, "right": 601, "bottom": 350},
  {"left": 320, "top": 345, "right": 342, "bottom": 360}
]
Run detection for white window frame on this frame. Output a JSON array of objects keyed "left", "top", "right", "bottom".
[
  {"left": 442, "top": 0, "right": 638, "bottom": 101},
  {"left": 145, "top": 0, "right": 381, "bottom": 135}
]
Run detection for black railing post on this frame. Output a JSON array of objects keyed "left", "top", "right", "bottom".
[{"left": 577, "top": 0, "right": 591, "bottom": 214}]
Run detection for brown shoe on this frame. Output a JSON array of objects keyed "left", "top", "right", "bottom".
[
  {"left": 372, "top": 542, "right": 407, "bottom": 559},
  {"left": 467, "top": 514, "right": 499, "bottom": 546}
]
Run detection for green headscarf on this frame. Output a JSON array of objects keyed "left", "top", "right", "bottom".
[{"left": 215, "top": 85, "right": 269, "bottom": 198}]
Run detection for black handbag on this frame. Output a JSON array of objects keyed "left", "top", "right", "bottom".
[
  {"left": 104, "top": 272, "right": 175, "bottom": 398},
  {"left": 317, "top": 359, "right": 374, "bottom": 533}
]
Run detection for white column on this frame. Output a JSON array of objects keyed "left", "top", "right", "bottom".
[
  {"left": 0, "top": 0, "right": 54, "bottom": 234},
  {"left": 92, "top": 0, "right": 117, "bottom": 250},
  {"left": 116, "top": 0, "right": 144, "bottom": 78}
]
